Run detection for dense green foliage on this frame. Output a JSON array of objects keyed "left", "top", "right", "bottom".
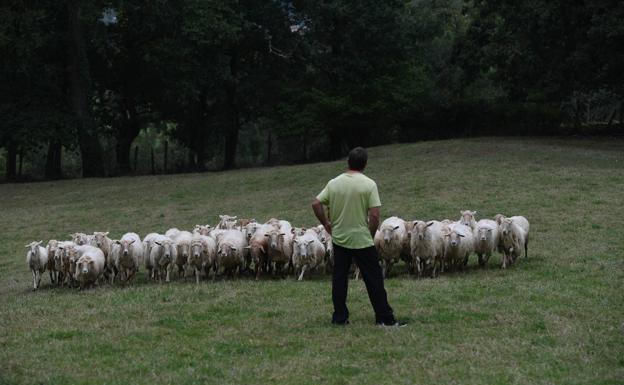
[
  {"left": 1, "top": 1, "right": 622, "bottom": 180},
  {"left": 1, "top": 138, "right": 623, "bottom": 384}
]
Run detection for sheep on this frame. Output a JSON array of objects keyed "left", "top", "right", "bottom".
[
  {"left": 373, "top": 216, "right": 408, "bottom": 278},
  {"left": 26, "top": 241, "right": 48, "bottom": 290},
  {"left": 57, "top": 241, "right": 78, "bottom": 287},
  {"left": 459, "top": 210, "right": 478, "bottom": 230},
  {"left": 70, "top": 232, "right": 92, "bottom": 246},
  {"left": 165, "top": 228, "right": 181, "bottom": 239},
  {"left": 142, "top": 232, "right": 160, "bottom": 265},
  {"left": 208, "top": 228, "right": 228, "bottom": 243},
  {"left": 313, "top": 225, "right": 334, "bottom": 272},
  {"left": 46, "top": 240, "right": 60, "bottom": 285},
  {"left": 172, "top": 231, "right": 193, "bottom": 278},
  {"left": 148, "top": 235, "right": 177, "bottom": 283},
  {"left": 113, "top": 232, "right": 143, "bottom": 284},
  {"left": 291, "top": 232, "right": 325, "bottom": 281},
  {"left": 474, "top": 219, "right": 499, "bottom": 266},
  {"left": 265, "top": 226, "right": 293, "bottom": 276},
  {"left": 242, "top": 220, "right": 260, "bottom": 242},
  {"left": 91, "top": 231, "right": 114, "bottom": 280},
  {"left": 442, "top": 223, "right": 475, "bottom": 270},
  {"left": 188, "top": 233, "right": 217, "bottom": 284},
  {"left": 498, "top": 216, "right": 530, "bottom": 269},
  {"left": 409, "top": 220, "right": 446, "bottom": 278},
  {"left": 216, "top": 229, "right": 247, "bottom": 277},
  {"left": 193, "top": 225, "right": 212, "bottom": 236},
  {"left": 246, "top": 224, "right": 272, "bottom": 280},
  {"left": 74, "top": 245, "right": 106, "bottom": 290},
  {"left": 217, "top": 215, "right": 238, "bottom": 229}
]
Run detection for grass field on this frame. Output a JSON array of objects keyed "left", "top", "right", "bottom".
[{"left": 1, "top": 137, "right": 623, "bottom": 385}]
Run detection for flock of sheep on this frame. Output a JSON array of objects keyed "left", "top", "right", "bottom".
[{"left": 24, "top": 211, "right": 530, "bottom": 290}]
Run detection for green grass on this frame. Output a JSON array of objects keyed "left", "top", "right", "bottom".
[{"left": 1, "top": 137, "right": 623, "bottom": 385}]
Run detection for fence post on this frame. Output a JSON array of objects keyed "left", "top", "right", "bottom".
[{"left": 164, "top": 140, "right": 168, "bottom": 173}]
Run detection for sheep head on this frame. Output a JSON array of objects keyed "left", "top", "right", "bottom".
[
  {"left": 381, "top": 225, "right": 400, "bottom": 244},
  {"left": 459, "top": 210, "right": 477, "bottom": 227},
  {"left": 93, "top": 232, "right": 109, "bottom": 247}
]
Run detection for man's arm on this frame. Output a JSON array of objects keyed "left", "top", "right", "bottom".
[
  {"left": 368, "top": 206, "right": 380, "bottom": 238},
  {"left": 312, "top": 198, "right": 331, "bottom": 235}
]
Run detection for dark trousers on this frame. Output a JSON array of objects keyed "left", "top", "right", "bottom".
[{"left": 332, "top": 243, "right": 395, "bottom": 324}]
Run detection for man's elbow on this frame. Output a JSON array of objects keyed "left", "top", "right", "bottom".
[{"left": 311, "top": 198, "right": 322, "bottom": 209}]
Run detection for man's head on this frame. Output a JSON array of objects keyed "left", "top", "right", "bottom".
[{"left": 348, "top": 147, "right": 368, "bottom": 171}]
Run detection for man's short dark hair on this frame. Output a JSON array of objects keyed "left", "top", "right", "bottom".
[{"left": 348, "top": 147, "right": 368, "bottom": 171}]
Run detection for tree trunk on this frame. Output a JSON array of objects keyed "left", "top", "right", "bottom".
[
  {"left": 265, "top": 130, "right": 272, "bottom": 165},
  {"left": 18, "top": 148, "right": 24, "bottom": 177},
  {"left": 66, "top": 0, "right": 104, "bottom": 177},
  {"left": 223, "top": 52, "right": 240, "bottom": 170},
  {"left": 6, "top": 140, "right": 17, "bottom": 181},
  {"left": 45, "top": 139, "right": 63, "bottom": 179}
]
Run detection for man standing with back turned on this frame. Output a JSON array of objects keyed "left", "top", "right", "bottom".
[{"left": 312, "top": 147, "right": 405, "bottom": 327}]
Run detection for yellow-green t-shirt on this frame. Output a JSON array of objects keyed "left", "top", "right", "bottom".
[{"left": 316, "top": 172, "right": 381, "bottom": 249}]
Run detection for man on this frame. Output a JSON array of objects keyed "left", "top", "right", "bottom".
[{"left": 312, "top": 147, "right": 404, "bottom": 327}]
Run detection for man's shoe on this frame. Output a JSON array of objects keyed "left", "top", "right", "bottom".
[{"left": 376, "top": 320, "right": 407, "bottom": 327}]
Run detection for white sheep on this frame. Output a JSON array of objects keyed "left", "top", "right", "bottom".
[
  {"left": 291, "top": 232, "right": 325, "bottom": 281},
  {"left": 189, "top": 233, "right": 217, "bottom": 284},
  {"left": 165, "top": 227, "right": 181, "bottom": 239},
  {"left": 113, "top": 232, "right": 143, "bottom": 284},
  {"left": 172, "top": 231, "right": 193, "bottom": 279},
  {"left": 217, "top": 215, "right": 238, "bottom": 229},
  {"left": 474, "top": 219, "right": 499, "bottom": 266},
  {"left": 442, "top": 223, "right": 475, "bottom": 270},
  {"left": 74, "top": 245, "right": 106, "bottom": 290},
  {"left": 216, "top": 229, "right": 247, "bottom": 277},
  {"left": 26, "top": 241, "right": 48, "bottom": 290},
  {"left": 410, "top": 220, "right": 446, "bottom": 278},
  {"left": 193, "top": 225, "right": 212, "bottom": 236},
  {"left": 374, "top": 216, "right": 408, "bottom": 278},
  {"left": 459, "top": 210, "right": 478, "bottom": 230},
  {"left": 148, "top": 235, "right": 177, "bottom": 283},
  {"left": 498, "top": 216, "right": 530, "bottom": 268},
  {"left": 70, "top": 232, "right": 92, "bottom": 246},
  {"left": 142, "top": 232, "right": 160, "bottom": 265}
]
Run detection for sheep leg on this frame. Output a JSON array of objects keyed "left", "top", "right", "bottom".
[
  {"left": 195, "top": 268, "right": 200, "bottom": 285},
  {"left": 31, "top": 270, "right": 37, "bottom": 291},
  {"left": 36, "top": 270, "right": 42, "bottom": 290},
  {"left": 298, "top": 265, "right": 307, "bottom": 281}
]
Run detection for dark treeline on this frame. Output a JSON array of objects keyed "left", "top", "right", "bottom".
[{"left": 1, "top": 0, "right": 622, "bottom": 180}]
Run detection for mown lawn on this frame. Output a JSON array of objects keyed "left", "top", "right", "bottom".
[{"left": 0, "top": 137, "right": 623, "bottom": 385}]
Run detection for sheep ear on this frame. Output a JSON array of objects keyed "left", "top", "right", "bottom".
[
  {"left": 459, "top": 234, "right": 465, "bottom": 238},
  {"left": 459, "top": 211, "right": 463, "bottom": 215},
  {"left": 155, "top": 241, "right": 162, "bottom": 246},
  {"left": 25, "top": 244, "right": 31, "bottom": 248},
  {"left": 104, "top": 232, "right": 109, "bottom": 236},
  {"left": 264, "top": 233, "right": 269, "bottom": 237},
  {"left": 230, "top": 247, "right": 237, "bottom": 251},
  {"left": 291, "top": 228, "right": 295, "bottom": 234},
  {"left": 279, "top": 233, "right": 285, "bottom": 236},
  {"left": 487, "top": 229, "right": 492, "bottom": 232},
  {"left": 472, "top": 211, "right": 477, "bottom": 216},
  {"left": 129, "top": 239, "right": 135, "bottom": 244},
  {"left": 244, "top": 246, "right": 251, "bottom": 249},
  {"left": 115, "top": 240, "right": 121, "bottom": 244},
  {"left": 426, "top": 221, "right": 435, "bottom": 227},
  {"left": 393, "top": 225, "right": 400, "bottom": 230}
]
